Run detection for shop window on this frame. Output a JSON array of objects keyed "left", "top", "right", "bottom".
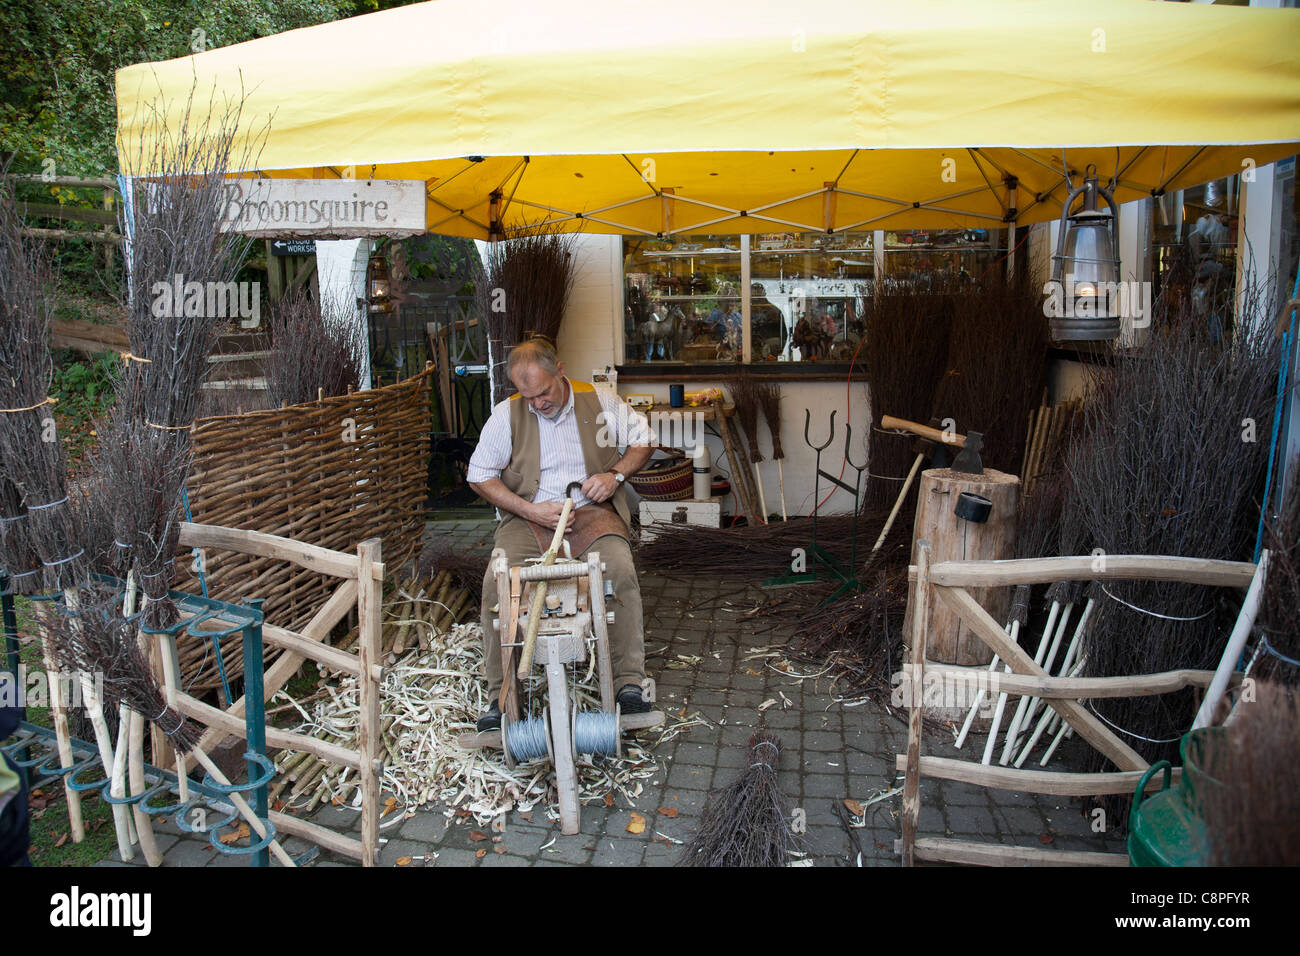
[
  {"left": 622, "top": 231, "right": 878, "bottom": 364},
  {"left": 622, "top": 228, "right": 1001, "bottom": 366},
  {"left": 881, "top": 229, "right": 998, "bottom": 289},
  {"left": 1151, "top": 176, "right": 1240, "bottom": 337}
]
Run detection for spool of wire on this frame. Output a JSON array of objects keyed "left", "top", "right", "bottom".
[
  {"left": 502, "top": 711, "right": 554, "bottom": 767},
  {"left": 571, "top": 705, "right": 621, "bottom": 760}
]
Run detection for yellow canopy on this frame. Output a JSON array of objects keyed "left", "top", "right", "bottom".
[{"left": 116, "top": 0, "right": 1300, "bottom": 238}]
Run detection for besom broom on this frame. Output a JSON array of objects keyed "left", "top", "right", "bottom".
[{"left": 679, "top": 731, "right": 799, "bottom": 867}]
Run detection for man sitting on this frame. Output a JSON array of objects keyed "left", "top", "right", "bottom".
[{"left": 467, "top": 339, "right": 655, "bottom": 731}]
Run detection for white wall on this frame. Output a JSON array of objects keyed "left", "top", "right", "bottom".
[
  {"left": 553, "top": 234, "right": 873, "bottom": 517},
  {"left": 316, "top": 238, "right": 372, "bottom": 387}
]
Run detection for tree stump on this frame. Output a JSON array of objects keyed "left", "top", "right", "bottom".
[{"left": 902, "top": 468, "right": 1020, "bottom": 667}]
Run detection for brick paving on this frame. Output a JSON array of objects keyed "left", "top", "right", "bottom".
[{"left": 95, "top": 512, "right": 1127, "bottom": 868}]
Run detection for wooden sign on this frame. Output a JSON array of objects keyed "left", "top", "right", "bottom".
[
  {"left": 220, "top": 179, "right": 427, "bottom": 238},
  {"left": 270, "top": 239, "right": 317, "bottom": 256}
]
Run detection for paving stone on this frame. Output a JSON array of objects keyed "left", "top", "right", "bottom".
[
  {"left": 481, "top": 850, "right": 532, "bottom": 866},
  {"left": 758, "top": 709, "right": 802, "bottom": 730},
  {"left": 433, "top": 847, "right": 482, "bottom": 867},
  {"left": 945, "top": 805, "right": 993, "bottom": 836},
  {"left": 674, "top": 742, "right": 719, "bottom": 766},
  {"left": 714, "top": 745, "right": 751, "bottom": 769},
  {"left": 991, "top": 806, "right": 1049, "bottom": 837},
  {"left": 591, "top": 838, "right": 646, "bottom": 866},
  {"left": 844, "top": 750, "right": 890, "bottom": 779},
  {"left": 919, "top": 803, "right": 946, "bottom": 832},
  {"left": 803, "top": 825, "right": 851, "bottom": 858},
  {"left": 726, "top": 689, "right": 766, "bottom": 708},
  {"left": 802, "top": 774, "right": 849, "bottom": 800},
  {"left": 665, "top": 761, "right": 712, "bottom": 791},
  {"left": 381, "top": 839, "right": 432, "bottom": 865},
  {"left": 941, "top": 781, "right": 990, "bottom": 807},
  {"left": 399, "top": 810, "right": 450, "bottom": 842},
  {"left": 643, "top": 839, "right": 682, "bottom": 865},
  {"left": 308, "top": 804, "right": 363, "bottom": 833},
  {"left": 538, "top": 836, "right": 595, "bottom": 865},
  {"left": 802, "top": 729, "right": 843, "bottom": 753},
  {"left": 719, "top": 724, "right": 759, "bottom": 747}
]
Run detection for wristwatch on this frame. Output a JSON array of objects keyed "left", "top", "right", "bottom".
[{"left": 610, "top": 468, "right": 626, "bottom": 484}]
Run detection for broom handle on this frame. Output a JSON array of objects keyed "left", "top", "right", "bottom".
[
  {"left": 38, "top": 624, "right": 84, "bottom": 844},
  {"left": 130, "top": 608, "right": 163, "bottom": 867},
  {"left": 63, "top": 588, "right": 134, "bottom": 861},
  {"left": 189, "top": 747, "right": 296, "bottom": 867},
  {"left": 777, "top": 460, "right": 787, "bottom": 521},
  {"left": 1000, "top": 599, "right": 1062, "bottom": 764},
  {"left": 156, "top": 631, "right": 190, "bottom": 803},
  {"left": 112, "top": 575, "right": 137, "bottom": 848},
  {"left": 516, "top": 496, "right": 574, "bottom": 679},
  {"left": 753, "top": 463, "right": 768, "bottom": 522},
  {"left": 870, "top": 452, "right": 924, "bottom": 556}
]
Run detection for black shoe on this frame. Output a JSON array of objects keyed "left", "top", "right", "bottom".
[
  {"left": 616, "top": 684, "right": 652, "bottom": 715},
  {"left": 477, "top": 700, "right": 502, "bottom": 732}
]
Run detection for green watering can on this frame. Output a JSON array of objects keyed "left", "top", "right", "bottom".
[{"left": 1127, "top": 728, "right": 1225, "bottom": 867}]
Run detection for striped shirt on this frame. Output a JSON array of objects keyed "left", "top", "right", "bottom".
[{"left": 467, "top": 379, "right": 653, "bottom": 509}]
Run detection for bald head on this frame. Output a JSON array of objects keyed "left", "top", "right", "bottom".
[
  {"left": 508, "top": 340, "right": 568, "bottom": 419},
  {"left": 508, "top": 339, "right": 560, "bottom": 377}
]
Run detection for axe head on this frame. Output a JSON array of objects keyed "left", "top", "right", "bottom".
[
  {"left": 914, "top": 418, "right": 953, "bottom": 469},
  {"left": 951, "top": 431, "right": 984, "bottom": 474}
]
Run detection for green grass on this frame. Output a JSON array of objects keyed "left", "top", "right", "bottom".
[{"left": 7, "top": 597, "right": 117, "bottom": 867}]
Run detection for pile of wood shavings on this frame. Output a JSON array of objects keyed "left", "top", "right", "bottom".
[{"left": 277, "top": 621, "right": 690, "bottom": 826}]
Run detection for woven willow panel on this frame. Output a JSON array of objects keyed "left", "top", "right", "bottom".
[{"left": 173, "top": 368, "right": 431, "bottom": 694}]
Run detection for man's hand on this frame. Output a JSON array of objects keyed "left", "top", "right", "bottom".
[
  {"left": 528, "top": 499, "right": 575, "bottom": 532},
  {"left": 581, "top": 472, "right": 619, "bottom": 504}
]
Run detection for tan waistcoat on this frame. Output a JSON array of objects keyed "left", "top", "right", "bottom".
[{"left": 498, "top": 379, "right": 631, "bottom": 527}]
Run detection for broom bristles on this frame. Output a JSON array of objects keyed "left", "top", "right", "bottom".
[
  {"left": 41, "top": 586, "right": 202, "bottom": 753},
  {"left": 754, "top": 380, "right": 784, "bottom": 460},
  {"left": 1199, "top": 681, "right": 1300, "bottom": 865},
  {"left": 680, "top": 731, "right": 797, "bottom": 867}
]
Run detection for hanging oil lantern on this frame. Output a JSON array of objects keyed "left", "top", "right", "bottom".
[{"left": 1048, "top": 164, "right": 1121, "bottom": 341}]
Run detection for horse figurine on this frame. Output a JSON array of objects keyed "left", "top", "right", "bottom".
[{"left": 638, "top": 304, "right": 685, "bottom": 361}]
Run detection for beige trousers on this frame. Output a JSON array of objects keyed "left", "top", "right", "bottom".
[{"left": 479, "top": 518, "right": 646, "bottom": 696}]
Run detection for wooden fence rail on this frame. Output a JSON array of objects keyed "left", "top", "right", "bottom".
[
  {"left": 173, "top": 366, "right": 432, "bottom": 695},
  {"left": 175, "top": 522, "right": 384, "bottom": 866},
  {"left": 900, "top": 545, "right": 1259, "bottom": 868}
]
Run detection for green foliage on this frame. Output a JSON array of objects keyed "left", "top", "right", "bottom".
[
  {"left": 0, "top": 0, "right": 357, "bottom": 178},
  {"left": 49, "top": 348, "right": 119, "bottom": 466},
  {"left": 401, "top": 234, "right": 483, "bottom": 294}
]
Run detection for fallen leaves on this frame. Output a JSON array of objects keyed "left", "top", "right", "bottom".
[
  {"left": 657, "top": 806, "right": 678, "bottom": 818},
  {"left": 54, "top": 832, "right": 68, "bottom": 849},
  {"left": 475, "top": 848, "right": 487, "bottom": 859},
  {"left": 218, "top": 823, "right": 251, "bottom": 846},
  {"left": 626, "top": 812, "right": 647, "bottom": 835},
  {"left": 469, "top": 830, "right": 488, "bottom": 842},
  {"left": 844, "top": 799, "right": 864, "bottom": 817},
  {"left": 396, "top": 856, "right": 412, "bottom": 866}
]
